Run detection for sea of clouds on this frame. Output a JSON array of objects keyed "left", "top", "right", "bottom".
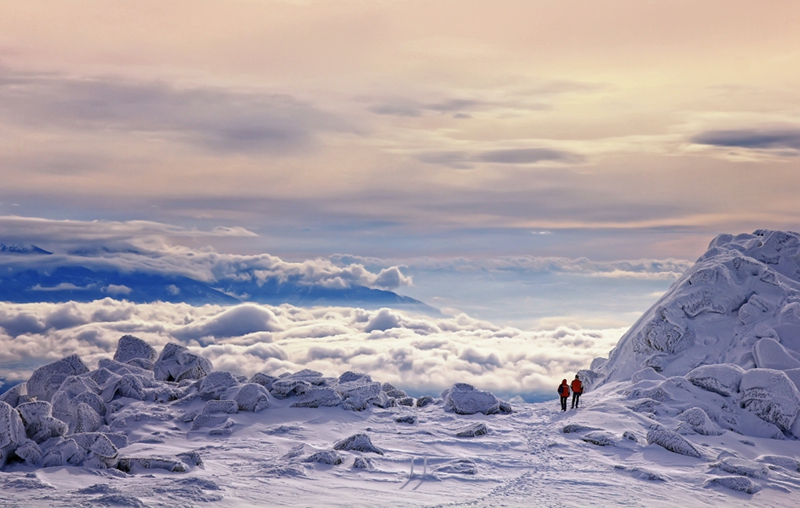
[{"left": 0, "top": 299, "right": 623, "bottom": 401}]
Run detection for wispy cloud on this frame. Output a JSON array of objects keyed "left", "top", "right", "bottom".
[{"left": 691, "top": 128, "right": 800, "bottom": 151}]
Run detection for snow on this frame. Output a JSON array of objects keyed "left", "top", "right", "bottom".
[{"left": 441, "top": 383, "right": 512, "bottom": 415}]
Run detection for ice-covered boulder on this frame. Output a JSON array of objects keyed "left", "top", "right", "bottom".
[
  {"left": 302, "top": 450, "right": 343, "bottom": 465},
  {"left": 248, "top": 372, "right": 276, "bottom": 391},
  {"left": 202, "top": 400, "right": 238, "bottom": 415},
  {"left": 72, "top": 432, "right": 119, "bottom": 468},
  {"left": 436, "top": 458, "right": 477, "bottom": 475},
  {"left": 352, "top": 456, "right": 374, "bottom": 469},
  {"left": 337, "top": 381, "right": 385, "bottom": 411},
  {"left": 582, "top": 431, "right": 615, "bottom": 447},
  {"left": 739, "top": 368, "right": 800, "bottom": 431},
  {"left": 41, "top": 437, "right": 83, "bottom": 467},
  {"left": 291, "top": 387, "right": 342, "bottom": 408},
  {"left": 105, "top": 374, "right": 146, "bottom": 401},
  {"left": 0, "top": 383, "right": 28, "bottom": 408},
  {"left": 199, "top": 371, "right": 239, "bottom": 400},
  {"left": 16, "top": 401, "right": 68, "bottom": 443},
  {"left": 0, "top": 401, "right": 27, "bottom": 466},
  {"left": 72, "top": 402, "right": 103, "bottom": 434},
  {"left": 153, "top": 343, "right": 212, "bottom": 383},
  {"left": 456, "top": 422, "right": 488, "bottom": 438},
  {"left": 703, "top": 476, "right": 760, "bottom": 494},
  {"left": 51, "top": 375, "right": 103, "bottom": 421},
  {"left": 646, "top": 429, "right": 702, "bottom": 458},
  {"left": 339, "top": 371, "right": 372, "bottom": 384},
  {"left": 441, "top": 383, "right": 512, "bottom": 415},
  {"left": 113, "top": 335, "right": 157, "bottom": 366},
  {"left": 271, "top": 378, "right": 311, "bottom": 399},
  {"left": 333, "top": 433, "right": 383, "bottom": 455},
  {"left": 677, "top": 407, "right": 723, "bottom": 436},
  {"left": 631, "top": 367, "right": 665, "bottom": 383},
  {"left": 233, "top": 383, "right": 272, "bottom": 412},
  {"left": 685, "top": 364, "right": 745, "bottom": 397},
  {"left": 27, "top": 355, "right": 89, "bottom": 403},
  {"left": 713, "top": 457, "right": 768, "bottom": 479},
  {"left": 753, "top": 337, "right": 800, "bottom": 370},
  {"left": 14, "top": 439, "right": 43, "bottom": 466},
  {"left": 117, "top": 456, "right": 188, "bottom": 473},
  {"left": 415, "top": 395, "right": 435, "bottom": 408}
]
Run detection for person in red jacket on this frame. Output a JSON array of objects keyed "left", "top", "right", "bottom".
[
  {"left": 558, "top": 379, "right": 570, "bottom": 411},
  {"left": 571, "top": 375, "right": 583, "bottom": 409}
]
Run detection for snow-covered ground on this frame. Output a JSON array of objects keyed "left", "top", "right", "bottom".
[{"left": 2, "top": 383, "right": 798, "bottom": 508}]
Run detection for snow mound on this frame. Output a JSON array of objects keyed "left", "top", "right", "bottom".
[
  {"left": 677, "top": 407, "right": 723, "bottom": 436},
  {"left": 333, "top": 433, "right": 383, "bottom": 455},
  {"left": 303, "top": 450, "right": 343, "bottom": 465},
  {"left": 198, "top": 371, "right": 239, "bottom": 400},
  {"left": 113, "top": 335, "right": 157, "bottom": 366},
  {"left": 233, "top": 383, "right": 272, "bottom": 412},
  {"left": 435, "top": 458, "right": 477, "bottom": 475},
  {"left": 441, "top": 383, "right": 512, "bottom": 415},
  {"left": 117, "top": 456, "right": 188, "bottom": 473},
  {"left": 753, "top": 337, "right": 800, "bottom": 370},
  {"left": 352, "top": 456, "right": 374, "bottom": 469},
  {"left": 646, "top": 429, "right": 701, "bottom": 458},
  {"left": 712, "top": 457, "right": 769, "bottom": 479},
  {"left": 582, "top": 430, "right": 615, "bottom": 447},
  {"left": 27, "top": 355, "right": 89, "bottom": 403}
]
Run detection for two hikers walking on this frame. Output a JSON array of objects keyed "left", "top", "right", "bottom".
[{"left": 558, "top": 375, "right": 583, "bottom": 411}]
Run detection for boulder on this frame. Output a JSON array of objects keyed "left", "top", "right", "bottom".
[
  {"left": 271, "top": 378, "right": 311, "bottom": 399},
  {"left": 685, "top": 364, "right": 746, "bottom": 397},
  {"left": 198, "top": 371, "right": 239, "bottom": 400},
  {"left": 153, "top": 343, "right": 212, "bottom": 383},
  {"left": 0, "top": 383, "right": 28, "bottom": 408},
  {"left": 703, "top": 476, "right": 760, "bottom": 494},
  {"left": 233, "top": 384, "right": 272, "bottom": 412},
  {"left": 336, "top": 381, "right": 384, "bottom": 411},
  {"left": 456, "top": 423, "right": 488, "bottom": 438},
  {"left": 72, "top": 432, "right": 119, "bottom": 468},
  {"left": 51, "top": 375, "right": 102, "bottom": 420},
  {"left": 333, "top": 433, "right": 384, "bottom": 455},
  {"left": 646, "top": 429, "right": 701, "bottom": 458},
  {"left": 352, "top": 456, "right": 374, "bottom": 469},
  {"left": 677, "top": 407, "right": 723, "bottom": 436},
  {"left": 0, "top": 401, "right": 27, "bottom": 466},
  {"left": 291, "top": 388, "right": 342, "bottom": 408},
  {"left": 41, "top": 437, "right": 84, "bottom": 467},
  {"left": 202, "top": 400, "right": 238, "bottom": 415},
  {"left": 713, "top": 457, "right": 768, "bottom": 479},
  {"left": 338, "top": 371, "right": 372, "bottom": 384},
  {"left": 582, "top": 431, "right": 615, "bottom": 447},
  {"left": 16, "top": 401, "right": 68, "bottom": 443},
  {"left": 739, "top": 368, "right": 800, "bottom": 431},
  {"left": 14, "top": 439, "right": 43, "bottom": 466},
  {"left": 248, "top": 372, "right": 276, "bottom": 391},
  {"left": 113, "top": 335, "right": 157, "bottom": 365},
  {"left": 415, "top": 395, "right": 435, "bottom": 408},
  {"left": 436, "top": 458, "right": 477, "bottom": 475},
  {"left": 117, "top": 456, "right": 188, "bottom": 473},
  {"left": 441, "top": 383, "right": 511, "bottom": 415},
  {"left": 302, "top": 450, "right": 343, "bottom": 465},
  {"left": 27, "top": 355, "right": 89, "bottom": 402},
  {"left": 72, "top": 402, "right": 103, "bottom": 434}
]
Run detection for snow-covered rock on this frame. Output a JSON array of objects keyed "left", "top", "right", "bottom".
[
  {"left": 415, "top": 395, "right": 435, "bottom": 408},
  {"left": 113, "top": 335, "right": 157, "bottom": 366},
  {"left": 739, "top": 368, "right": 800, "bottom": 431},
  {"left": 712, "top": 457, "right": 768, "bottom": 479},
  {"left": 302, "top": 450, "right": 343, "bottom": 465},
  {"left": 248, "top": 372, "right": 276, "bottom": 391},
  {"left": 352, "top": 456, "right": 374, "bottom": 469},
  {"left": 0, "top": 401, "right": 27, "bottom": 466},
  {"left": 337, "top": 381, "right": 385, "bottom": 411},
  {"left": 291, "top": 388, "right": 342, "bottom": 408},
  {"left": 202, "top": 400, "right": 238, "bottom": 415},
  {"left": 456, "top": 422, "right": 488, "bottom": 438},
  {"left": 16, "top": 401, "right": 68, "bottom": 443},
  {"left": 153, "top": 343, "right": 212, "bottom": 383},
  {"left": 198, "top": 371, "right": 239, "bottom": 400},
  {"left": 677, "top": 407, "right": 722, "bottom": 436},
  {"left": 0, "top": 383, "right": 28, "bottom": 408},
  {"left": 753, "top": 337, "right": 800, "bottom": 370},
  {"left": 117, "top": 456, "right": 188, "bottom": 473},
  {"left": 233, "top": 383, "right": 272, "bottom": 412},
  {"left": 582, "top": 431, "right": 615, "bottom": 447},
  {"left": 14, "top": 439, "right": 43, "bottom": 466},
  {"left": 703, "top": 476, "right": 760, "bottom": 494},
  {"left": 646, "top": 429, "right": 701, "bottom": 458},
  {"left": 72, "top": 432, "right": 119, "bottom": 468},
  {"left": 27, "top": 355, "right": 89, "bottom": 403},
  {"left": 441, "top": 383, "right": 512, "bottom": 415},
  {"left": 685, "top": 364, "right": 745, "bottom": 397},
  {"left": 436, "top": 458, "right": 477, "bottom": 475},
  {"left": 333, "top": 433, "right": 383, "bottom": 455}
]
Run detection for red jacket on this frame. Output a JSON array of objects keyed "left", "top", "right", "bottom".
[
  {"left": 558, "top": 381, "right": 570, "bottom": 397},
  {"left": 571, "top": 379, "right": 583, "bottom": 393}
]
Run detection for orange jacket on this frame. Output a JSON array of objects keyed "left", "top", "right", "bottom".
[
  {"left": 559, "top": 381, "right": 570, "bottom": 397},
  {"left": 571, "top": 379, "right": 583, "bottom": 393}
]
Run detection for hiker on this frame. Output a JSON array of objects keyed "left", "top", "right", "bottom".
[
  {"left": 558, "top": 379, "right": 570, "bottom": 411},
  {"left": 571, "top": 374, "right": 583, "bottom": 409}
]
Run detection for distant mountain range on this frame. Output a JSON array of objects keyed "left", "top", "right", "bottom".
[{"left": 0, "top": 245, "right": 436, "bottom": 313}]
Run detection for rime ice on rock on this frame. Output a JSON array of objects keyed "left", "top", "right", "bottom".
[
  {"left": 739, "top": 368, "right": 800, "bottom": 431},
  {"left": 333, "top": 433, "right": 384, "bottom": 455},
  {"left": 456, "top": 422, "right": 488, "bottom": 438},
  {"left": 582, "top": 431, "right": 615, "bottom": 447},
  {"left": 27, "top": 355, "right": 89, "bottom": 403},
  {"left": 302, "top": 450, "right": 343, "bottom": 465},
  {"left": 248, "top": 372, "right": 276, "bottom": 391},
  {"left": 198, "top": 371, "right": 239, "bottom": 400},
  {"left": 646, "top": 429, "right": 702, "bottom": 458},
  {"left": 703, "top": 476, "right": 760, "bottom": 494},
  {"left": 441, "top": 383, "right": 512, "bottom": 415},
  {"left": 685, "top": 364, "right": 745, "bottom": 397},
  {"left": 753, "top": 338, "right": 800, "bottom": 370},
  {"left": 0, "top": 383, "right": 28, "bottom": 408},
  {"left": 0, "top": 401, "right": 27, "bottom": 466},
  {"left": 291, "top": 388, "right": 342, "bottom": 408},
  {"left": 113, "top": 335, "right": 157, "bottom": 366},
  {"left": 677, "top": 407, "right": 723, "bottom": 436},
  {"left": 202, "top": 400, "right": 238, "bottom": 415},
  {"left": 415, "top": 395, "right": 435, "bottom": 408},
  {"left": 153, "top": 343, "right": 212, "bottom": 383},
  {"left": 436, "top": 458, "right": 477, "bottom": 475},
  {"left": 233, "top": 383, "right": 272, "bottom": 412},
  {"left": 16, "top": 401, "right": 68, "bottom": 443}
]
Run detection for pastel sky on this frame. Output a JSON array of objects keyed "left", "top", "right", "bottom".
[{"left": 1, "top": 1, "right": 799, "bottom": 328}]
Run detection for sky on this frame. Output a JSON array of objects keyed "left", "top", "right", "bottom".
[{"left": 1, "top": 1, "right": 799, "bottom": 371}]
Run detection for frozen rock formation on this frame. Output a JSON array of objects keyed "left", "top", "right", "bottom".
[
  {"left": 646, "top": 429, "right": 701, "bottom": 458},
  {"left": 333, "top": 433, "right": 383, "bottom": 455},
  {"left": 0, "top": 401, "right": 27, "bottom": 466},
  {"left": 441, "top": 383, "right": 512, "bottom": 415},
  {"left": 113, "top": 335, "right": 157, "bottom": 366},
  {"left": 27, "top": 355, "right": 89, "bottom": 402},
  {"left": 153, "top": 343, "right": 212, "bottom": 383}
]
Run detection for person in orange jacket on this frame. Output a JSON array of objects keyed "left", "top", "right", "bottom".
[
  {"left": 571, "top": 375, "right": 583, "bottom": 409},
  {"left": 558, "top": 379, "right": 570, "bottom": 411}
]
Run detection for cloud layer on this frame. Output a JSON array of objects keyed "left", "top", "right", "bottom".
[{"left": 0, "top": 300, "right": 622, "bottom": 400}]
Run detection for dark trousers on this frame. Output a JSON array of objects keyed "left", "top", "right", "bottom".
[
  {"left": 560, "top": 396, "right": 568, "bottom": 411},
  {"left": 572, "top": 392, "right": 581, "bottom": 408}
]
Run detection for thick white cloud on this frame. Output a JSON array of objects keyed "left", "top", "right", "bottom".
[{"left": 0, "top": 300, "right": 623, "bottom": 399}]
